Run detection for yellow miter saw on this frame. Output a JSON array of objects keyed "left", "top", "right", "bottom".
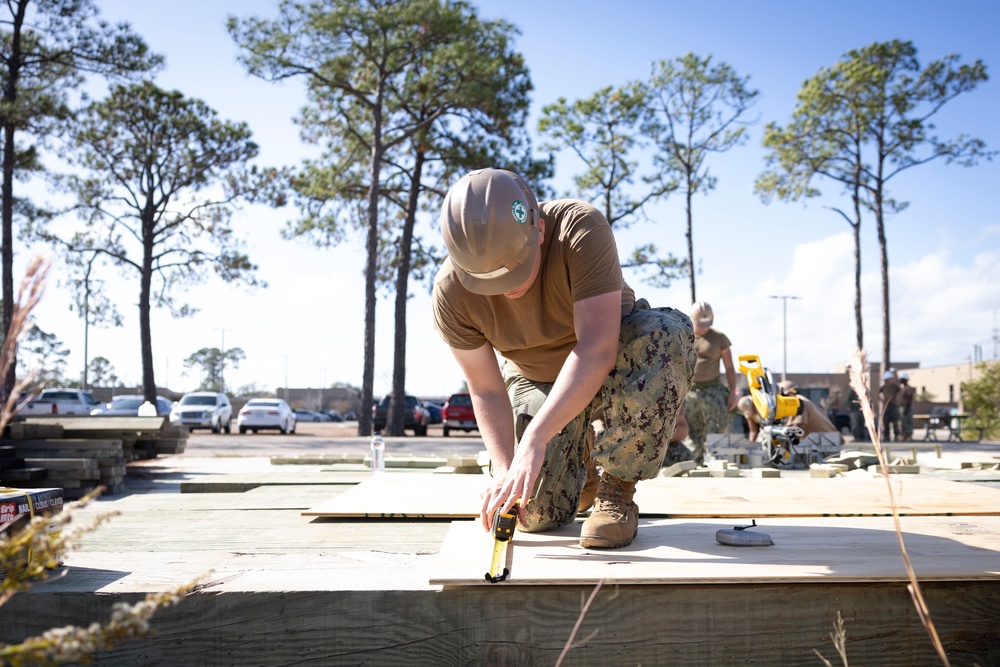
[{"left": 738, "top": 354, "right": 805, "bottom": 467}]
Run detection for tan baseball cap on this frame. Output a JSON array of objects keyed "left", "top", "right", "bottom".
[
  {"left": 690, "top": 301, "right": 713, "bottom": 327},
  {"left": 441, "top": 168, "right": 540, "bottom": 296}
]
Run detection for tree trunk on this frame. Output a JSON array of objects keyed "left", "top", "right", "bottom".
[
  {"left": 1, "top": 2, "right": 25, "bottom": 403},
  {"left": 685, "top": 178, "right": 695, "bottom": 305},
  {"left": 140, "top": 199, "right": 156, "bottom": 403},
  {"left": 875, "top": 147, "right": 890, "bottom": 381},
  {"left": 358, "top": 90, "right": 385, "bottom": 438},
  {"left": 388, "top": 150, "right": 424, "bottom": 436},
  {"left": 877, "top": 199, "right": 890, "bottom": 379},
  {"left": 851, "top": 174, "right": 863, "bottom": 352}
]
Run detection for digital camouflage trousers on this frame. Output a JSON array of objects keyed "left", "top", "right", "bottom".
[
  {"left": 503, "top": 306, "right": 696, "bottom": 532},
  {"left": 684, "top": 382, "right": 731, "bottom": 462}
]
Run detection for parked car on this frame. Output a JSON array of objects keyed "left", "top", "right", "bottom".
[
  {"left": 169, "top": 391, "right": 233, "bottom": 433},
  {"left": 293, "top": 409, "right": 329, "bottom": 422},
  {"left": 371, "top": 394, "right": 430, "bottom": 436},
  {"left": 322, "top": 410, "right": 344, "bottom": 422},
  {"left": 18, "top": 388, "right": 100, "bottom": 416},
  {"left": 91, "top": 395, "right": 173, "bottom": 417},
  {"left": 237, "top": 398, "right": 296, "bottom": 434},
  {"left": 442, "top": 392, "right": 478, "bottom": 436},
  {"left": 423, "top": 402, "right": 443, "bottom": 425}
]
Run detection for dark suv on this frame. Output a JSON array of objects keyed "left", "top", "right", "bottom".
[
  {"left": 442, "top": 392, "right": 478, "bottom": 436},
  {"left": 371, "top": 394, "right": 430, "bottom": 436}
]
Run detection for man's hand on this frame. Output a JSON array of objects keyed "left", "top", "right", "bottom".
[{"left": 480, "top": 438, "right": 545, "bottom": 531}]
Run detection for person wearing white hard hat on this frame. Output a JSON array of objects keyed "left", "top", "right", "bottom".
[
  {"left": 432, "top": 168, "right": 696, "bottom": 550},
  {"left": 683, "top": 300, "right": 739, "bottom": 464},
  {"left": 895, "top": 372, "right": 916, "bottom": 440},
  {"left": 878, "top": 369, "right": 901, "bottom": 441}
]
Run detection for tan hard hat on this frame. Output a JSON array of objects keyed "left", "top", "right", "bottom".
[
  {"left": 690, "top": 301, "right": 713, "bottom": 327},
  {"left": 441, "top": 168, "right": 540, "bottom": 296}
]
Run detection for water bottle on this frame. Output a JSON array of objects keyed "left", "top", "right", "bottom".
[{"left": 370, "top": 433, "right": 385, "bottom": 474}]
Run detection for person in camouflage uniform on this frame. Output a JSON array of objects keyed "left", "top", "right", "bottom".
[
  {"left": 432, "top": 169, "right": 695, "bottom": 549},
  {"left": 683, "top": 302, "right": 739, "bottom": 463}
]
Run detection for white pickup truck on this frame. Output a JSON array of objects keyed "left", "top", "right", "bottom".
[{"left": 18, "top": 388, "right": 101, "bottom": 416}]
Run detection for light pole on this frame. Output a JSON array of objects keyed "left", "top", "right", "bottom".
[{"left": 768, "top": 295, "right": 800, "bottom": 382}]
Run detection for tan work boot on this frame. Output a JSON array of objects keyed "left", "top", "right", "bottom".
[
  {"left": 579, "top": 473, "right": 638, "bottom": 549},
  {"left": 578, "top": 448, "right": 600, "bottom": 513}
]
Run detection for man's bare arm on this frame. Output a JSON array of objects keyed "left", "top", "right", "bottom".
[
  {"left": 483, "top": 290, "right": 622, "bottom": 523},
  {"left": 451, "top": 343, "right": 515, "bottom": 475}
]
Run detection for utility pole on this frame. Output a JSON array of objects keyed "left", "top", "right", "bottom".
[
  {"left": 284, "top": 355, "right": 290, "bottom": 402},
  {"left": 79, "top": 254, "right": 101, "bottom": 391},
  {"left": 215, "top": 328, "right": 232, "bottom": 394},
  {"left": 993, "top": 307, "right": 998, "bottom": 359},
  {"left": 768, "top": 295, "right": 800, "bottom": 381}
]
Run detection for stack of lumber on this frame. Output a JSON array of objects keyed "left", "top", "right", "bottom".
[
  {"left": 0, "top": 417, "right": 184, "bottom": 499},
  {"left": 153, "top": 422, "right": 188, "bottom": 456},
  {"left": 0, "top": 443, "right": 46, "bottom": 485}
]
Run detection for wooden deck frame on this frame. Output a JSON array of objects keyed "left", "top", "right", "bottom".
[
  {"left": 1, "top": 581, "right": 998, "bottom": 665},
  {"left": 0, "top": 469, "right": 998, "bottom": 665}
]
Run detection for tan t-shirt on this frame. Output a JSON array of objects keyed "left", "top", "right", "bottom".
[
  {"left": 432, "top": 199, "right": 634, "bottom": 383},
  {"left": 691, "top": 328, "right": 731, "bottom": 383}
]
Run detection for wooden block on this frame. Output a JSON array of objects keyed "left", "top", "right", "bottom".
[
  {"left": 884, "top": 464, "right": 920, "bottom": 474},
  {"left": 809, "top": 467, "right": 840, "bottom": 478},
  {"left": 709, "top": 469, "right": 741, "bottom": 478},
  {"left": 24, "top": 458, "right": 99, "bottom": 477},
  {"left": 0, "top": 467, "right": 47, "bottom": 482},
  {"left": 7, "top": 422, "right": 63, "bottom": 440},
  {"left": 752, "top": 468, "right": 781, "bottom": 478},
  {"left": 659, "top": 460, "right": 696, "bottom": 478},
  {"left": 446, "top": 455, "right": 480, "bottom": 469},
  {"left": 707, "top": 459, "right": 730, "bottom": 471},
  {"left": 688, "top": 469, "right": 712, "bottom": 477},
  {"left": 0, "top": 457, "right": 25, "bottom": 470}
]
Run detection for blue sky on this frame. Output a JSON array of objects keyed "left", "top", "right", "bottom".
[{"left": 23, "top": 0, "right": 1000, "bottom": 396}]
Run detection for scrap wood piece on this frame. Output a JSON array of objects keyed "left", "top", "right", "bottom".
[
  {"left": 429, "top": 515, "right": 1000, "bottom": 586},
  {"left": 302, "top": 473, "right": 484, "bottom": 518}
]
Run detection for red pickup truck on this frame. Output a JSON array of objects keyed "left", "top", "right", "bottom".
[{"left": 442, "top": 392, "right": 478, "bottom": 437}]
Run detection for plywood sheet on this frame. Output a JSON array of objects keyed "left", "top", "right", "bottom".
[
  {"left": 634, "top": 475, "right": 1000, "bottom": 517},
  {"left": 302, "top": 472, "right": 1000, "bottom": 519},
  {"left": 430, "top": 515, "right": 1000, "bottom": 586}
]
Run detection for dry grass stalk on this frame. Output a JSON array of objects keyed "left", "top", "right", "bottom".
[
  {"left": 813, "top": 611, "right": 849, "bottom": 666},
  {"left": 0, "top": 255, "right": 50, "bottom": 434},
  {"left": 847, "top": 349, "right": 950, "bottom": 667},
  {"left": 0, "top": 256, "right": 203, "bottom": 666},
  {"left": 554, "top": 578, "right": 616, "bottom": 667}
]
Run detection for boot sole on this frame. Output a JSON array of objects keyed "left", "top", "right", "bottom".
[{"left": 579, "top": 525, "right": 638, "bottom": 549}]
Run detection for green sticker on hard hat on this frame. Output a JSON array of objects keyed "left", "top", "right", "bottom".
[{"left": 511, "top": 200, "right": 528, "bottom": 224}]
